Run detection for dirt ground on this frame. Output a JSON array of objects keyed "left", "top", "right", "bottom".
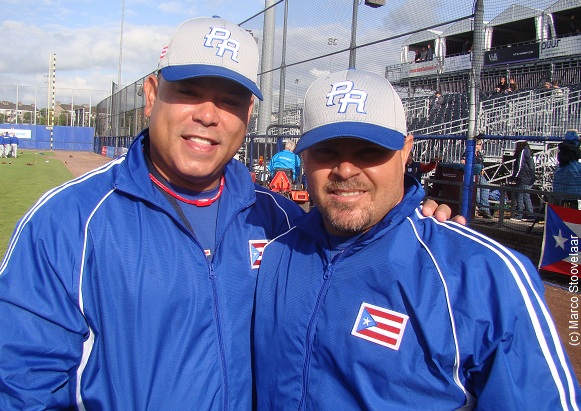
[{"left": 51, "top": 149, "right": 581, "bottom": 383}]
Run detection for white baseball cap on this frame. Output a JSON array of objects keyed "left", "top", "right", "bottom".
[
  {"left": 158, "top": 17, "right": 263, "bottom": 100},
  {"left": 296, "top": 69, "right": 407, "bottom": 154}
]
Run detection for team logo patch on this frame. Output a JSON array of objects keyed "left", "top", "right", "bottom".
[
  {"left": 249, "top": 240, "right": 268, "bottom": 269},
  {"left": 204, "top": 27, "right": 241, "bottom": 62},
  {"left": 326, "top": 80, "right": 368, "bottom": 114},
  {"left": 351, "top": 302, "right": 408, "bottom": 350}
]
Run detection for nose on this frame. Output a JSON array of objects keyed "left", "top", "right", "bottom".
[
  {"left": 192, "top": 100, "right": 220, "bottom": 127},
  {"left": 331, "top": 158, "right": 360, "bottom": 180}
]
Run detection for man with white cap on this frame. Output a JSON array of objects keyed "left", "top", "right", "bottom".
[
  {"left": 0, "top": 17, "right": 302, "bottom": 410},
  {"left": 253, "top": 69, "right": 580, "bottom": 409}
]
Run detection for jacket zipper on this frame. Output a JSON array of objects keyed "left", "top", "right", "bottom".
[
  {"left": 209, "top": 262, "right": 230, "bottom": 411},
  {"left": 298, "top": 262, "right": 333, "bottom": 410},
  {"left": 208, "top": 199, "right": 254, "bottom": 411}
]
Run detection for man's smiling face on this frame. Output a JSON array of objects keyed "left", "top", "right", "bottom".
[
  {"left": 144, "top": 74, "right": 254, "bottom": 192},
  {"left": 303, "top": 136, "right": 412, "bottom": 236}
]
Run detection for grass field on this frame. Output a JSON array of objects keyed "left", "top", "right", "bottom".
[{"left": 0, "top": 150, "right": 74, "bottom": 256}]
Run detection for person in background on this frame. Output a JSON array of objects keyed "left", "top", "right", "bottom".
[
  {"left": 267, "top": 140, "right": 301, "bottom": 182},
  {"left": 0, "top": 17, "right": 453, "bottom": 410},
  {"left": 2, "top": 132, "right": 11, "bottom": 158},
  {"left": 405, "top": 151, "right": 438, "bottom": 183},
  {"left": 553, "top": 136, "right": 581, "bottom": 205},
  {"left": 419, "top": 46, "right": 427, "bottom": 62},
  {"left": 426, "top": 43, "right": 434, "bottom": 61},
  {"left": 511, "top": 140, "right": 536, "bottom": 221},
  {"left": 431, "top": 90, "right": 444, "bottom": 113},
  {"left": 0, "top": 132, "right": 7, "bottom": 158},
  {"left": 461, "top": 138, "right": 492, "bottom": 219},
  {"left": 461, "top": 38, "right": 471, "bottom": 54},
  {"left": 9, "top": 133, "right": 18, "bottom": 158},
  {"left": 253, "top": 69, "right": 581, "bottom": 410},
  {"left": 495, "top": 76, "right": 509, "bottom": 93},
  {"left": 509, "top": 77, "right": 518, "bottom": 92}
]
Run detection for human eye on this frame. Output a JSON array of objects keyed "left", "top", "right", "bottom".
[{"left": 357, "top": 146, "right": 391, "bottom": 161}]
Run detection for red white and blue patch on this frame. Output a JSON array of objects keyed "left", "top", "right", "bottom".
[
  {"left": 351, "top": 302, "right": 409, "bottom": 350},
  {"left": 249, "top": 240, "right": 268, "bottom": 269}
]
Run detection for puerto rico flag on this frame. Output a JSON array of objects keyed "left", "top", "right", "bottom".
[
  {"left": 351, "top": 302, "right": 409, "bottom": 350},
  {"left": 539, "top": 204, "right": 581, "bottom": 276},
  {"left": 249, "top": 239, "right": 268, "bottom": 269}
]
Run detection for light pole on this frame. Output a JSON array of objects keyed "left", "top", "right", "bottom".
[
  {"left": 349, "top": 0, "right": 385, "bottom": 69},
  {"left": 349, "top": 0, "right": 358, "bottom": 69}
]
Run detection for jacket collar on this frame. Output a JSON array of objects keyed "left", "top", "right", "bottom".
[{"left": 114, "top": 129, "right": 257, "bottom": 219}]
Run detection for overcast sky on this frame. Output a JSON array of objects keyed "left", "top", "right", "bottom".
[
  {"left": 1, "top": 0, "right": 556, "bottom": 107},
  {"left": 0, "top": 0, "right": 265, "bottom": 104}
]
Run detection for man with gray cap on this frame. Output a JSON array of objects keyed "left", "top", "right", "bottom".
[{"left": 253, "top": 69, "right": 580, "bottom": 409}]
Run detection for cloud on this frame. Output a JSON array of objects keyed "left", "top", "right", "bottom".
[{"left": 157, "top": 2, "right": 198, "bottom": 16}]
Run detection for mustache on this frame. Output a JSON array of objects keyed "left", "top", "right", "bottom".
[{"left": 325, "top": 179, "right": 367, "bottom": 192}]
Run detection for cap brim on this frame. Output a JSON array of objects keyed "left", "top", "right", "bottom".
[
  {"left": 161, "top": 65, "right": 263, "bottom": 101},
  {"left": 295, "top": 122, "right": 405, "bottom": 154}
]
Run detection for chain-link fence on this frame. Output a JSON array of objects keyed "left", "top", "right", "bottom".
[
  {"left": 0, "top": 84, "right": 108, "bottom": 127},
  {"left": 93, "top": 0, "right": 580, "bottom": 141}
]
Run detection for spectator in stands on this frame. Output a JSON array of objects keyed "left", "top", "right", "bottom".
[
  {"left": 511, "top": 140, "right": 536, "bottom": 221},
  {"left": 405, "top": 152, "right": 439, "bottom": 183},
  {"left": 543, "top": 81, "right": 552, "bottom": 90},
  {"left": 569, "top": 14, "right": 580, "bottom": 36},
  {"left": 461, "top": 138, "right": 492, "bottom": 219},
  {"left": 461, "top": 39, "right": 471, "bottom": 54},
  {"left": 431, "top": 91, "right": 444, "bottom": 112},
  {"left": 495, "top": 76, "right": 509, "bottom": 93},
  {"left": 509, "top": 77, "right": 518, "bottom": 92},
  {"left": 551, "top": 80, "right": 565, "bottom": 95},
  {"left": 268, "top": 140, "right": 301, "bottom": 182},
  {"left": 414, "top": 49, "right": 421, "bottom": 63},
  {"left": 9, "top": 132, "right": 18, "bottom": 158},
  {"left": 420, "top": 46, "right": 428, "bottom": 62},
  {"left": 426, "top": 43, "right": 434, "bottom": 61},
  {"left": 553, "top": 140, "right": 581, "bottom": 204}
]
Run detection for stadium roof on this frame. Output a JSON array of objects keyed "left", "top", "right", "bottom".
[
  {"left": 402, "top": 29, "right": 444, "bottom": 46},
  {"left": 488, "top": 4, "right": 544, "bottom": 27},
  {"left": 545, "top": 0, "right": 581, "bottom": 13},
  {"left": 442, "top": 18, "right": 475, "bottom": 37}
]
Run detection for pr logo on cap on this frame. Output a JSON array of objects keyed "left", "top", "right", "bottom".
[
  {"left": 204, "top": 27, "right": 240, "bottom": 62},
  {"left": 326, "top": 81, "right": 368, "bottom": 114}
]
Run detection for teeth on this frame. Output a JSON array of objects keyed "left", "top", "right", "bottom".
[
  {"left": 336, "top": 191, "right": 363, "bottom": 196},
  {"left": 188, "top": 136, "right": 212, "bottom": 145}
]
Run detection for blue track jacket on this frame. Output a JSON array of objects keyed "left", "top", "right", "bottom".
[
  {"left": 0, "top": 130, "right": 303, "bottom": 410},
  {"left": 254, "top": 176, "right": 581, "bottom": 410}
]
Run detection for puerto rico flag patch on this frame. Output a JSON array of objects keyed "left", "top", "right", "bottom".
[
  {"left": 351, "top": 302, "right": 409, "bottom": 350},
  {"left": 249, "top": 239, "right": 268, "bottom": 269}
]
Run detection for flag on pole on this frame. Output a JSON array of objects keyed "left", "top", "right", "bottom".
[{"left": 539, "top": 204, "right": 581, "bottom": 276}]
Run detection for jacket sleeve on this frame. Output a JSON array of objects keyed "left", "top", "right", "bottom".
[
  {"left": 468, "top": 254, "right": 581, "bottom": 410},
  {"left": 0, "top": 218, "right": 88, "bottom": 409}
]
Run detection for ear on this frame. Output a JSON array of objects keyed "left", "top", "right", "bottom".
[
  {"left": 143, "top": 74, "right": 159, "bottom": 118},
  {"left": 400, "top": 134, "right": 414, "bottom": 172},
  {"left": 246, "top": 96, "right": 255, "bottom": 124}
]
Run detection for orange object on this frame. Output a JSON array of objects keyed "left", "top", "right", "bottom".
[{"left": 269, "top": 170, "right": 291, "bottom": 192}]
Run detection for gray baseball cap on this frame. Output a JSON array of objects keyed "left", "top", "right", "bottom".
[
  {"left": 296, "top": 69, "right": 407, "bottom": 154},
  {"left": 158, "top": 17, "right": 263, "bottom": 100}
]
